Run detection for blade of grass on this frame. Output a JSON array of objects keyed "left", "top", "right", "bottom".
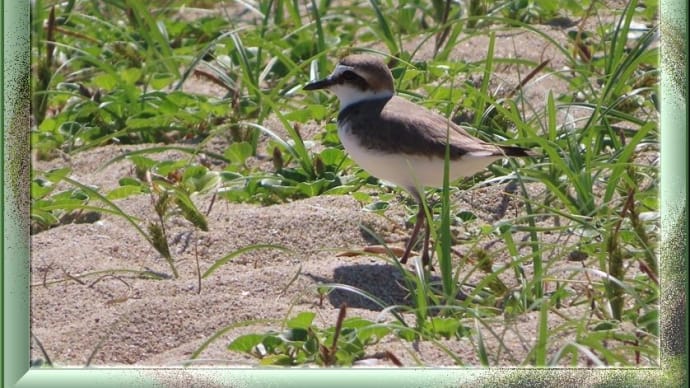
[
  {"left": 310, "top": 0, "right": 327, "bottom": 57},
  {"left": 202, "top": 244, "right": 292, "bottom": 278},
  {"left": 174, "top": 28, "right": 246, "bottom": 91},
  {"left": 534, "top": 297, "right": 549, "bottom": 366},
  {"left": 474, "top": 31, "right": 495, "bottom": 128},
  {"left": 475, "top": 318, "right": 490, "bottom": 366},
  {"left": 439, "top": 118, "right": 455, "bottom": 303},
  {"left": 124, "top": 0, "right": 178, "bottom": 77},
  {"left": 368, "top": 0, "right": 400, "bottom": 56}
]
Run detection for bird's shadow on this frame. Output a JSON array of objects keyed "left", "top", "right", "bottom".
[{"left": 304, "top": 263, "right": 442, "bottom": 311}]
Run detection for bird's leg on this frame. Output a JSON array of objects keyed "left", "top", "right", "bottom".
[
  {"left": 421, "top": 215, "right": 433, "bottom": 269},
  {"left": 400, "top": 204, "right": 425, "bottom": 264}
]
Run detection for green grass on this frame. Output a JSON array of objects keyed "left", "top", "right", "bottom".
[{"left": 31, "top": 0, "right": 658, "bottom": 367}]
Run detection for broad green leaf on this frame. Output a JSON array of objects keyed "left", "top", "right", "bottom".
[
  {"left": 185, "top": 170, "right": 220, "bottom": 194},
  {"left": 173, "top": 192, "right": 208, "bottom": 231},
  {"left": 296, "top": 180, "right": 327, "bottom": 197},
  {"left": 322, "top": 185, "right": 358, "bottom": 195},
  {"left": 107, "top": 185, "right": 145, "bottom": 200},
  {"left": 118, "top": 177, "right": 144, "bottom": 187},
  {"left": 154, "top": 160, "right": 188, "bottom": 176},
  {"left": 279, "top": 328, "right": 309, "bottom": 342},
  {"left": 285, "top": 312, "right": 316, "bottom": 329},
  {"left": 259, "top": 354, "right": 294, "bottom": 366},
  {"left": 225, "top": 142, "right": 254, "bottom": 165},
  {"left": 319, "top": 148, "right": 345, "bottom": 167},
  {"left": 31, "top": 208, "right": 60, "bottom": 227},
  {"left": 127, "top": 155, "right": 157, "bottom": 170},
  {"left": 31, "top": 180, "right": 54, "bottom": 200},
  {"left": 364, "top": 201, "right": 389, "bottom": 213},
  {"left": 121, "top": 68, "right": 143, "bottom": 85},
  {"left": 150, "top": 72, "right": 175, "bottom": 89},
  {"left": 92, "top": 73, "right": 118, "bottom": 91},
  {"left": 228, "top": 334, "right": 265, "bottom": 352}
]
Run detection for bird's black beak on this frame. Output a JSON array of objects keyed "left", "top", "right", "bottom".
[{"left": 303, "top": 76, "right": 334, "bottom": 91}]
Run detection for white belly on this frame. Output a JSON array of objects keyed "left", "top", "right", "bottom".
[{"left": 338, "top": 124, "right": 501, "bottom": 194}]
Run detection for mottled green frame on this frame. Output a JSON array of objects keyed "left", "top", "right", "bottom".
[{"left": 3, "top": 0, "right": 686, "bottom": 386}]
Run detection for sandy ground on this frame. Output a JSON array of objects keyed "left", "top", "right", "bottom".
[
  {"left": 30, "top": 4, "right": 657, "bottom": 369},
  {"left": 30, "top": 142, "right": 559, "bottom": 367}
]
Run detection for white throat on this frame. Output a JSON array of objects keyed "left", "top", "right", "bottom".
[{"left": 331, "top": 84, "right": 393, "bottom": 111}]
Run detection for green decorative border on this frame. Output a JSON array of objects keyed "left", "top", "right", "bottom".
[{"left": 2, "top": 1, "right": 687, "bottom": 386}]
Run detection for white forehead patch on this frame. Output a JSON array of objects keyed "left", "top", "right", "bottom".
[{"left": 330, "top": 64, "right": 355, "bottom": 77}]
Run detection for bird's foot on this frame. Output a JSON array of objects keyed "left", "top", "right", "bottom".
[
  {"left": 421, "top": 251, "right": 434, "bottom": 271},
  {"left": 398, "top": 250, "right": 434, "bottom": 271}
]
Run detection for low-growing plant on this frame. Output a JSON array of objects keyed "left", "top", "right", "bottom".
[{"left": 227, "top": 306, "right": 394, "bottom": 366}]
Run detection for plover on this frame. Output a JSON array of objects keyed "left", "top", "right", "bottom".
[{"left": 304, "top": 54, "right": 532, "bottom": 267}]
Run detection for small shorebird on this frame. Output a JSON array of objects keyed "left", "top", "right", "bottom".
[{"left": 304, "top": 54, "right": 532, "bottom": 267}]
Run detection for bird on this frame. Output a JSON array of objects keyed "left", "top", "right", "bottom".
[{"left": 303, "top": 54, "right": 532, "bottom": 268}]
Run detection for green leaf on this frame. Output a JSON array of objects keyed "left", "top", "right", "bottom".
[
  {"left": 58, "top": 121, "right": 83, "bottom": 136},
  {"left": 92, "top": 73, "right": 118, "bottom": 91},
  {"left": 430, "top": 317, "right": 462, "bottom": 339},
  {"left": 456, "top": 211, "right": 477, "bottom": 222},
  {"left": 175, "top": 192, "right": 208, "bottom": 231},
  {"left": 128, "top": 155, "right": 157, "bottom": 170},
  {"left": 319, "top": 148, "right": 346, "bottom": 167},
  {"left": 351, "top": 192, "right": 371, "bottom": 203},
  {"left": 44, "top": 167, "right": 71, "bottom": 183},
  {"left": 396, "top": 327, "right": 417, "bottom": 341},
  {"left": 150, "top": 72, "right": 175, "bottom": 89},
  {"left": 31, "top": 208, "right": 60, "bottom": 227},
  {"left": 368, "top": 0, "right": 399, "bottom": 54},
  {"left": 31, "top": 180, "right": 54, "bottom": 200},
  {"left": 475, "top": 318, "right": 489, "bottom": 366},
  {"left": 260, "top": 178, "right": 298, "bottom": 197},
  {"left": 154, "top": 160, "right": 188, "bottom": 176},
  {"left": 228, "top": 334, "right": 265, "bottom": 353},
  {"left": 280, "top": 328, "right": 309, "bottom": 342},
  {"left": 283, "top": 108, "right": 311, "bottom": 123},
  {"left": 225, "top": 142, "right": 254, "bottom": 165},
  {"left": 261, "top": 334, "right": 285, "bottom": 353},
  {"left": 638, "top": 310, "right": 658, "bottom": 336},
  {"left": 322, "top": 185, "right": 358, "bottom": 195},
  {"left": 344, "top": 319, "right": 390, "bottom": 344},
  {"left": 285, "top": 312, "right": 316, "bottom": 329},
  {"left": 185, "top": 170, "right": 220, "bottom": 194},
  {"left": 296, "top": 180, "right": 327, "bottom": 197},
  {"left": 125, "top": 115, "right": 172, "bottom": 130},
  {"left": 107, "top": 185, "right": 144, "bottom": 200},
  {"left": 277, "top": 168, "right": 309, "bottom": 182},
  {"left": 118, "top": 177, "right": 144, "bottom": 187},
  {"left": 364, "top": 201, "right": 389, "bottom": 213},
  {"left": 283, "top": 104, "right": 329, "bottom": 122},
  {"left": 259, "top": 354, "right": 294, "bottom": 366},
  {"left": 121, "top": 67, "right": 143, "bottom": 85}
]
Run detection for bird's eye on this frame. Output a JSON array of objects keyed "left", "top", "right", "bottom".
[{"left": 342, "top": 71, "right": 358, "bottom": 81}]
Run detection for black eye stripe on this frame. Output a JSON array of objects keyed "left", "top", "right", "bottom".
[
  {"left": 338, "top": 70, "right": 369, "bottom": 90},
  {"left": 342, "top": 70, "right": 358, "bottom": 80}
]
